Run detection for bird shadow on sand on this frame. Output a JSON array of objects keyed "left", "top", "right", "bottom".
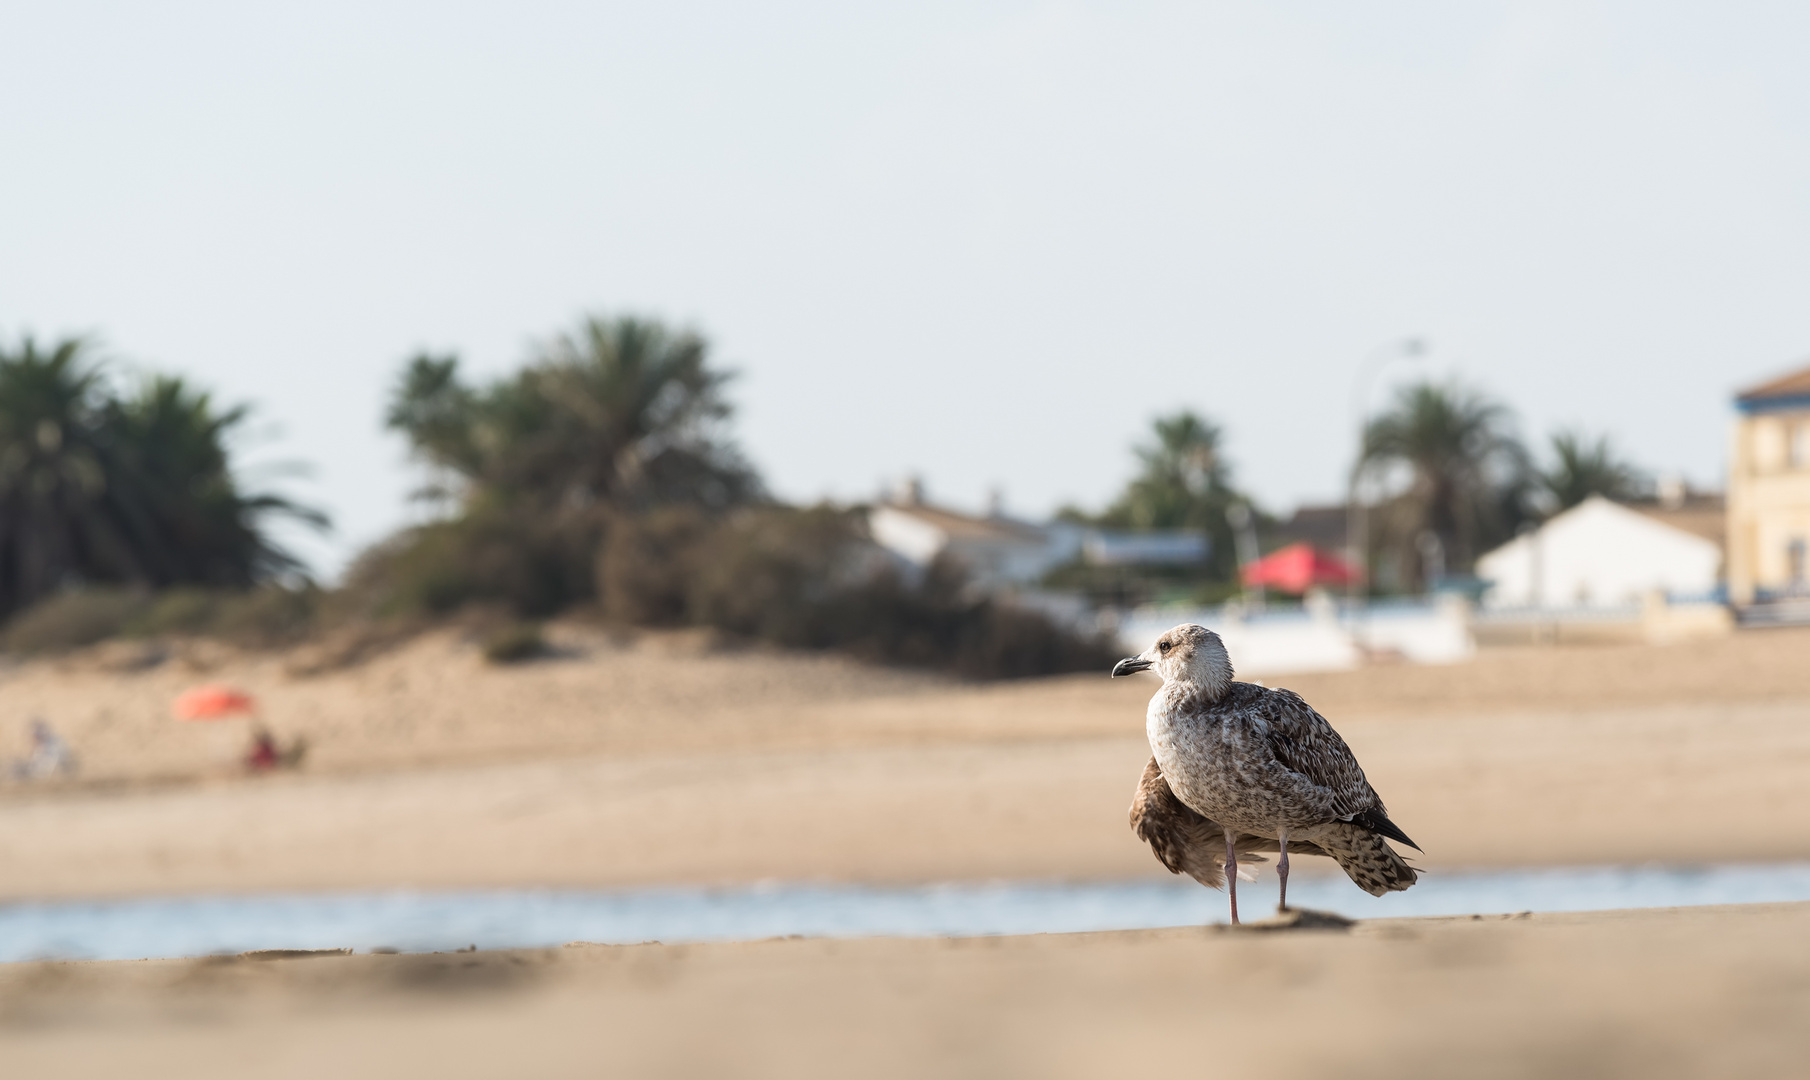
[{"left": 1222, "top": 907, "right": 1356, "bottom": 933}]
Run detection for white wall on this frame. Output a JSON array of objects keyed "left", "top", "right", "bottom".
[
  {"left": 1477, "top": 496, "right": 1721, "bottom": 609},
  {"left": 867, "top": 506, "right": 949, "bottom": 567}
]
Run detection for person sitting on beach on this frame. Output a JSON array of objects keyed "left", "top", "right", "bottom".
[
  {"left": 244, "top": 727, "right": 308, "bottom": 772},
  {"left": 11, "top": 719, "right": 77, "bottom": 780},
  {"left": 246, "top": 727, "right": 280, "bottom": 771}
]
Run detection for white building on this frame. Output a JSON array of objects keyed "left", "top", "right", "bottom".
[
  {"left": 866, "top": 479, "right": 1208, "bottom": 592},
  {"left": 868, "top": 497, "right": 1070, "bottom": 589},
  {"left": 1476, "top": 496, "right": 1722, "bottom": 609}
]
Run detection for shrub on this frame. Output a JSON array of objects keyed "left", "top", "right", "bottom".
[
  {"left": 131, "top": 588, "right": 222, "bottom": 635},
  {"left": 684, "top": 505, "right": 1117, "bottom": 679},
  {"left": 598, "top": 506, "right": 711, "bottom": 626},
  {"left": 208, "top": 586, "right": 320, "bottom": 647},
  {"left": 686, "top": 505, "right": 868, "bottom": 646},
  {"left": 340, "top": 500, "right": 602, "bottom": 619},
  {"left": 482, "top": 621, "right": 549, "bottom": 664},
  {"left": 2, "top": 588, "right": 150, "bottom": 653},
  {"left": 1, "top": 584, "right": 325, "bottom": 655}
]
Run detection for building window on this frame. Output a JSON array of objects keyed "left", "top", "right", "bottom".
[
  {"left": 1791, "top": 538, "right": 1808, "bottom": 592},
  {"left": 1792, "top": 421, "right": 1810, "bottom": 469}
]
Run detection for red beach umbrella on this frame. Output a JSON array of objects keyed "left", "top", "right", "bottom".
[
  {"left": 172, "top": 684, "right": 258, "bottom": 721},
  {"left": 1240, "top": 542, "right": 1361, "bottom": 594}
]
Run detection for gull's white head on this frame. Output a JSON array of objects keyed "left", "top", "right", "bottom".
[{"left": 1110, "top": 623, "right": 1233, "bottom": 700}]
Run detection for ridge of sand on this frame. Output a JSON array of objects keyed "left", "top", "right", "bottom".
[
  {"left": 3, "top": 623, "right": 1809, "bottom": 784},
  {"left": 4, "top": 696, "right": 1809, "bottom": 899}
]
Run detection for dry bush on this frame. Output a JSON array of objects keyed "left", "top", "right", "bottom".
[
  {"left": 1, "top": 584, "right": 324, "bottom": 656},
  {"left": 684, "top": 505, "right": 1116, "bottom": 679},
  {"left": 597, "top": 506, "right": 711, "bottom": 626},
  {"left": 1, "top": 588, "right": 149, "bottom": 653},
  {"left": 686, "top": 505, "right": 865, "bottom": 646},
  {"left": 481, "top": 621, "right": 549, "bottom": 664},
  {"left": 339, "top": 501, "right": 602, "bottom": 619}
]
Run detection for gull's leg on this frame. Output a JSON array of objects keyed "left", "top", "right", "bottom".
[
  {"left": 1276, "top": 828, "right": 1291, "bottom": 912},
  {"left": 1224, "top": 829, "right": 1240, "bottom": 926}
]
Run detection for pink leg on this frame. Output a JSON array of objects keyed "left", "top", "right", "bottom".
[
  {"left": 1224, "top": 830, "right": 1240, "bottom": 925},
  {"left": 1277, "top": 831, "right": 1291, "bottom": 912}
]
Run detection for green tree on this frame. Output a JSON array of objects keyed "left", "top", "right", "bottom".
[
  {"left": 1540, "top": 429, "right": 1645, "bottom": 512},
  {"left": 388, "top": 315, "right": 759, "bottom": 514},
  {"left": 373, "top": 314, "right": 760, "bottom": 617},
  {"left": 1096, "top": 411, "right": 1245, "bottom": 579},
  {"left": 1359, "top": 380, "right": 1528, "bottom": 588},
  {"left": 0, "top": 337, "right": 125, "bottom": 615},
  {"left": 105, "top": 375, "right": 326, "bottom": 585},
  {"left": 0, "top": 336, "right": 322, "bottom": 619}
]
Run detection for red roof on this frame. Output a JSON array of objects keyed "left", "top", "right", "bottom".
[
  {"left": 1240, "top": 542, "right": 1360, "bottom": 593},
  {"left": 1737, "top": 362, "right": 1810, "bottom": 405}
]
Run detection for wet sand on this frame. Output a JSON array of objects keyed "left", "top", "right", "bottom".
[{"left": 2, "top": 902, "right": 1805, "bottom": 1079}]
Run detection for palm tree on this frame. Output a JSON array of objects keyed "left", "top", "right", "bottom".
[
  {"left": 1359, "top": 380, "right": 1528, "bottom": 589},
  {"left": 373, "top": 315, "right": 761, "bottom": 617},
  {"left": 0, "top": 337, "right": 129, "bottom": 615},
  {"left": 387, "top": 314, "right": 759, "bottom": 514},
  {"left": 0, "top": 336, "right": 324, "bottom": 619},
  {"left": 1098, "top": 411, "right": 1246, "bottom": 579},
  {"left": 105, "top": 375, "right": 326, "bottom": 586},
  {"left": 1541, "top": 429, "right": 1645, "bottom": 511}
]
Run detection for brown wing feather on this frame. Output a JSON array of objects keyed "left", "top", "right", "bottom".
[
  {"left": 1129, "top": 757, "right": 1330, "bottom": 890},
  {"left": 1256, "top": 687, "right": 1387, "bottom": 821}
]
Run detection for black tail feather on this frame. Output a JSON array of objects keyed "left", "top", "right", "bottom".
[{"left": 1353, "top": 807, "right": 1421, "bottom": 851}]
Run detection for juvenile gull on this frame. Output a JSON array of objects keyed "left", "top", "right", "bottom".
[{"left": 1114, "top": 623, "right": 1418, "bottom": 924}]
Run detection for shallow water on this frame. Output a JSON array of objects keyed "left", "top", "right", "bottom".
[{"left": 4, "top": 862, "right": 1809, "bottom": 963}]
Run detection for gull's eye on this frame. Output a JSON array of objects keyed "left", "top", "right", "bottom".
[{"left": 1158, "top": 641, "right": 1171, "bottom": 653}]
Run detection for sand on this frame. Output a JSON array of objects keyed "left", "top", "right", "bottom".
[
  {"left": 2, "top": 625, "right": 1809, "bottom": 897},
  {"left": 2, "top": 902, "right": 1806, "bottom": 1079},
  {"left": 3, "top": 625, "right": 1809, "bottom": 1074},
  {"left": 4, "top": 621, "right": 1809, "bottom": 780}
]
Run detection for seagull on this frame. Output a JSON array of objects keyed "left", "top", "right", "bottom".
[{"left": 1114, "top": 623, "right": 1418, "bottom": 924}]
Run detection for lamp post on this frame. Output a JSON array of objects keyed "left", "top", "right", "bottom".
[{"left": 1346, "top": 338, "right": 1426, "bottom": 607}]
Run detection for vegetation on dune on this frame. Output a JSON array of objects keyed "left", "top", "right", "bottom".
[
  {"left": 354, "top": 315, "right": 760, "bottom": 620},
  {"left": 0, "top": 316, "right": 1108, "bottom": 678},
  {"left": 366, "top": 313, "right": 1112, "bottom": 678},
  {"left": 2, "top": 316, "right": 1663, "bottom": 666},
  {"left": 386, "top": 317, "right": 761, "bottom": 517},
  {"left": 0, "top": 336, "right": 324, "bottom": 623}
]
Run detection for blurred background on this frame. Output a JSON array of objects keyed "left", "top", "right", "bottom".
[{"left": 4, "top": 3, "right": 1810, "bottom": 1077}]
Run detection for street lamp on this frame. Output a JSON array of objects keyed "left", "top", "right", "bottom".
[{"left": 1346, "top": 337, "right": 1427, "bottom": 606}]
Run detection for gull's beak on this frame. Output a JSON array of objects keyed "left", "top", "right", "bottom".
[{"left": 1110, "top": 656, "right": 1153, "bottom": 678}]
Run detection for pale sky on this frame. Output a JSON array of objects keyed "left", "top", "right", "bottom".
[{"left": 5, "top": 1, "right": 1808, "bottom": 577}]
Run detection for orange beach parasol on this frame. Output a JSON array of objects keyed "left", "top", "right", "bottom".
[{"left": 172, "top": 684, "right": 258, "bottom": 721}]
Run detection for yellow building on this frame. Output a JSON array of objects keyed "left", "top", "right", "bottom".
[{"left": 1728, "top": 363, "right": 1810, "bottom": 604}]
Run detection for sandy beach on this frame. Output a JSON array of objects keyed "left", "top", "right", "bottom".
[
  {"left": 2, "top": 625, "right": 1809, "bottom": 897},
  {"left": 3, "top": 902, "right": 1807, "bottom": 1079},
  {"left": 2, "top": 625, "right": 1809, "bottom": 1074}
]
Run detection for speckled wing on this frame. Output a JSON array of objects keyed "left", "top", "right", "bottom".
[
  {"left": 1255, "top": 687, "right": 1389, "bottom": 824},
  {"left": 1129, "top": 757, "right": 1329, "bottom": 889}
]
